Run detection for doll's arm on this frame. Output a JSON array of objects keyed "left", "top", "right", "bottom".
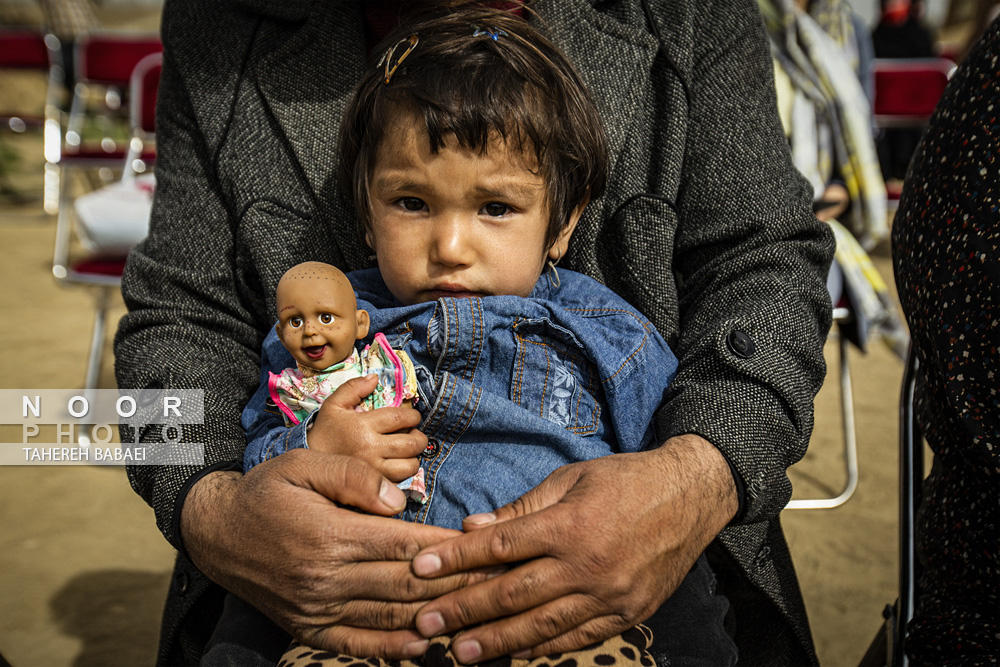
[{"left": 242, "top": 356, "right": 312, "bottom": 471}]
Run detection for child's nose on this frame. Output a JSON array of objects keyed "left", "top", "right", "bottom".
[{"left": 430, "top": 215, "right": 472, "bottom": 266}]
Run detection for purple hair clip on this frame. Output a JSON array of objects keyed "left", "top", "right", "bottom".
[{"left": 472, "top": 25, "right": 509, "bottom": 41}]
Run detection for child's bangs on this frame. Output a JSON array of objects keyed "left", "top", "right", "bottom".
[{"left": 378, "top": 66, "right": 553, "bottom": 172}]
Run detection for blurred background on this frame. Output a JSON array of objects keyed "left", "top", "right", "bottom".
[{"left": 0, "top": 0, "right": 996, "bottom": 665}]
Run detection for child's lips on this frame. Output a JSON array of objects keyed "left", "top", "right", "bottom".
[{"left": 304, "top": 345, "right": 327, "bottom": 359}]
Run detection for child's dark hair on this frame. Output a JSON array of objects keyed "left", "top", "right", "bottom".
[{"left": 338, "top": 5, "right": 609, "bottom": 250}]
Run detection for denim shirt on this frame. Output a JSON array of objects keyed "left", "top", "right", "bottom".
[{"left": 243, "top": 268, "right": 678, "bottom": 529}]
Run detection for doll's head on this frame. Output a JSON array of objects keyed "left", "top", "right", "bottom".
[
  {"left": 275, "top": 262, "right": 371, "bottom": 371},
  {"left": 338, "top": 7, "right": 609, "bottom": 305}
]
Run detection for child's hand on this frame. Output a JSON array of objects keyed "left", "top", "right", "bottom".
[{"left": 309, "top": 374, "right": 426, "bottom": 483}]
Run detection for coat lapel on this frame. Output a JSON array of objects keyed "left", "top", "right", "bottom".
[
  {"left": 533, "top": 1, "right": 660, "bottom": 169},
  {"left": 255, "top": 2, "right": 368, "bottom": 200}
]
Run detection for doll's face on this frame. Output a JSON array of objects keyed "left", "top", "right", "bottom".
[
  {"left": 275, "top": 263, "right": 371, "bottom": 371},
  {"left": 365, "top": 114, "right": 582, "bottom": 306}
]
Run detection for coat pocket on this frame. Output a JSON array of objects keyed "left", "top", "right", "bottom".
[{"left": 510, "top": 317, "right": 601, "bottom": 436}]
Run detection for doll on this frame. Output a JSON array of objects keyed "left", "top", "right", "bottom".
[{"left": 269, "top": 261, "right": 423, "bottom": 499}]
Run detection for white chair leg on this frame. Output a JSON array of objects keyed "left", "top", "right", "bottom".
[
  {"left": 52, "top": 161, "right": 74, "bottom": 279},
  {"left": 786, "top": 326, "right": 860, "bottom": 510},
  {"left": 84, "top": 287, "right": 109, "bottom": 393}
]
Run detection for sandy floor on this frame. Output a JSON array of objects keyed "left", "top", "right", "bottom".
[{"left": 0, "top": 7, "right": 912, "bottom": 666}]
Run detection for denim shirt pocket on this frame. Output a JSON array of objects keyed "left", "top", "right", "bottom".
[{"left": 510, "top": 317, "right": 601, "bottom": 436}]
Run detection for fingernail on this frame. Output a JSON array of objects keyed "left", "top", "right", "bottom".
[
  {"left": 413, "top": 552, "right": 442, "bottom": 576},
  {"left": 405, "top": 639, "right": 429, "bottom": 657},
  {"left": 379, "top": 479, "right": 405, "bottom": 511},
  {"left": 464, "top": 512, "right": 496, "bottom": 526},
  {"left": 512, "top": 649, "right": 531, "bottom": 659},
  {"left": 416, "top": 611, "right": 445, "bottom": 637},
  {"left": 454, "top": 639, "right": 482, "bottom": 663}
]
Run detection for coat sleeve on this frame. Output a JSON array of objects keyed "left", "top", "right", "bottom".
[
  {"left": 114, "top": 6, "right": 265, "bottom": 549},
  {"left": 651, "top": 0, "right": 836, "bottom": 523}
]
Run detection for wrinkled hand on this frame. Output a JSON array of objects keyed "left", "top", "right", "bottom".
[
  {"left": 180, "top": 450, "right": 483, "bottom": 659},
  {"left": 310, "top": 374, "right": 427, "bottom": 482},
  {"left": 409, "top": 434, "right": 738, "bottom": 663}
]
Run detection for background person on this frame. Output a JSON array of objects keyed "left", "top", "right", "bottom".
[{"left": 891, "top": 17, "right": 1000, "bottom": 666}]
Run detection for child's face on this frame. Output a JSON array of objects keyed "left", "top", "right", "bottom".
[
  {"left": 275, "top": 272, "right": 370, "bottom": 371},
  {"left": 366, "top": 114, "right": 580, "bottom": 306}
]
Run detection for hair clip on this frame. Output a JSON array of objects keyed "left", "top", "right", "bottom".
[
  {"left": 378, "top": 34, "right": 419, "bottom": 85},
  {"left": 472, "top": 25, "right": 509, "bottom": 41}
]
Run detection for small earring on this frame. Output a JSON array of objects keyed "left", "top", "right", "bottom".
[{"left": 546, "top": 248, "right": 562, "bottom": 288}]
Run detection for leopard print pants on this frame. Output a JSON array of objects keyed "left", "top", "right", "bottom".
[{"left": 277, "top": 625, "right": 656, "bottom": 667}]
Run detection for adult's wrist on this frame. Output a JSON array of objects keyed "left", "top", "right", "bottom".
[
  {"left": 178, "top": 468, "right": 242, "bottom": 572},
  {"left": 655, "top": 434, "right": 739, "bottom": 535}
]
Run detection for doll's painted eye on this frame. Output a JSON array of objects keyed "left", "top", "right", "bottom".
[
  {"left": 289, "top": 317, "right": 303, "bottom": 328},
  {"left": 319, "top": 313, "right": 335, "bottom": 325}
]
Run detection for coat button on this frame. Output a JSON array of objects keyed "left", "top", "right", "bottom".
[
  {"left": 727, "top": 330, "right": 756, "bottom": 358},
  {"left": 423, "top": 438, "right": 441, "bottom": 458},
  {"left": 174, "top": 571, "right": 189, "bottom": 596}
]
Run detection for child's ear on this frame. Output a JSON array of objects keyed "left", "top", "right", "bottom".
[
  {"left": 549, "top": 196, "right": 589, "bottom": 261},
  {"left": 355, "top": 309, "right": 371, "bottom": 340}
]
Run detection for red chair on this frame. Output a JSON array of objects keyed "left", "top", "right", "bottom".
[
  {"left": 51, "top": 31, "right": 160, "bottom": 220},
  {"left": 872, "top": 58, "right": 955, "bottom": 209},
  {"left": 1, "top": 29, "right": 65, "bottom": 208},
  {"left": 63, "top": 31, "right": 162, "bottom": 150},
  {"left": 0, "top": 28, "right": 53, "bottom": 132},
  {"left": 53, "top": 52, "right": 161, "bottom": 392}
]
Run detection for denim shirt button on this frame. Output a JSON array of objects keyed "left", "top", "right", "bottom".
[{"left": 423, "top": 438, "right": 441, "bottom": 458}]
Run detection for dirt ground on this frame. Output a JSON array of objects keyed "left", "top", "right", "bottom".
[{"left": 0, "top": 5, "right": 911, "bottom": 666}]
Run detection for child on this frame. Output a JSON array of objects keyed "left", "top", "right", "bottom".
[{"left": 236, "top": 7, "right": 736, "bottom": 667}]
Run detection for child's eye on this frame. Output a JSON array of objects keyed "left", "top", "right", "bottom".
[
  {"left": 318, "top": 313, "right": 335, "bottom": 325},
  {"left": 482, "top": 202, "right": 511, "bottom": 217},
  {"left": 289, "top": 317, "right": 303, "bottom": 328},
  {"left": 398, "top": 197, "right": 426, "bottom": 212}
]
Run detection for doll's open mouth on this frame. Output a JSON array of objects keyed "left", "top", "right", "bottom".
[{"left": 304, "top": 345, "right": 327, "bottom": 359}]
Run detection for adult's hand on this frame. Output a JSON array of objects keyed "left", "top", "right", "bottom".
[
  {"left": 409, "top": 434, "right": 738, "bottom": 663},
  {"left": 180, "top": 450, "right": 482, "bottom": 659}
]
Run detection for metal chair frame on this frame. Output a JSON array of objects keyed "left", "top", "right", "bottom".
[
  {"left": 52, "top": 52, "right": 161, "bottom": 395},
  {"left": 859, "top": 344, "right": 922, "bottom": 667},
  {"left": 786, "top": 306, "right": 859, "bottom": 509},
  {"left": 48, "top": 31, "right": 161, "bottom": 220}
]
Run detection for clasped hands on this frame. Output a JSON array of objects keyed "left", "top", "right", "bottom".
[{"left": 181, "top": 376, "right": 736, "bottom": 663}]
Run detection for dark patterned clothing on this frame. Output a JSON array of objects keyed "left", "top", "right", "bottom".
[
  {"left": 891, "top": 18, "right": 1000, "bottom": 667},
  {"left": 278, "top": 627, "right": 657, "bottom": 667}
]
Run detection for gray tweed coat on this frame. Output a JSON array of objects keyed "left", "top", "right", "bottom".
[{"left": 115, "top": 0, "right": 835, "bottom": 664}]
